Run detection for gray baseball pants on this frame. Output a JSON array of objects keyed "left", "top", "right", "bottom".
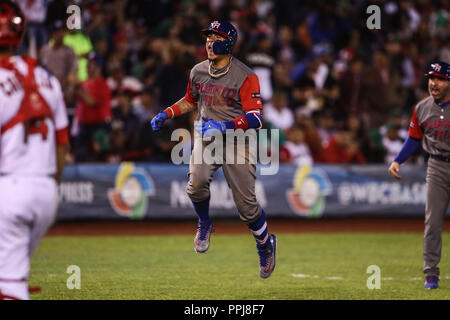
[
  {"left": 186, "top": 134, "right": 262, "bottom": 223},
  {"left": 423, "top": 157, "right": 450, "bottom": 276}
]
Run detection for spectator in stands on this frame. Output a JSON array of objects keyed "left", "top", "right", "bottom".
[
  {"left": 151, "top": 44, "right": 190, "bottom": 108},
  {"left": 64, "top": 29, "right": 94, "bottom": 82},
  {"left": 108, "top": 31, "right": 134, "bottom": 75},
  {"left": 294, "top": 109, "right": 323, "bottom": 162},
  {"left": 131, "top": 88, "right": 175, "bottom": 162},
  {"left": 319, "top": 124, "right": 366, "bottom": 164},
  {"left": 273, "top": 61, "right": 293, "bottom": 93},
  {"left": 137, "top": 112, "right": 177, "bottom": 162},
  {"left": 336, "top": 54, "right": 366, "bottom": 121},
  {"left": 246, "top": 27, "right": 275, "bottom": 103},
  {"left": 379, "top": 109, "right": 409, "bottom": 141},
  {"left": 39, "top": 20, "right": 78, "bottom": 111},
  {"left": 29, "top": 0, "right": 446, "bottom": 165},
  {"left": 291, "top": 55, "right": 339, "bottom": 117},
  {"left": 71, "top": 52, "right": 112, "bottom": 162},
  {"left": 385, "top": 37, "right": 416, "bottom": 111},
  {"left": 107, "top": 63, "right": 144, "bottom": 108},
  {"left": 275, "top": 25, "right": 296, "bottom": 66},
  {"left": 305, "top": 1, "right": 339, "bottom": 46},
  {"left": 382, "top": 122, "right": 405, "bottom": 164},
  {"left": 264, "top": 90, "right": 294, "bottom": 132},
  {"left": 364, "top": 49, "right": 407, "bottom": 128},
  {"left": 16, "top": 0, "right": 49, "bottom": 58},
  {"left": 280, "top": 126, "right": 314, "bottom": 166},
  {"left": 109, "top": 89, "right": 141, "bottom": 162},
  {"left": 346, "top": 114, "right": 380, "bottom": 163},
  {"left": 312, "top": 109, "right": 336, "bottom": 145},
  {"left": 134, "top": 88, "right": 156, "bottom": 124}
]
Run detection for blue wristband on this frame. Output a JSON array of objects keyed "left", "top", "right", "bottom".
[{"left": 224, "top": 113, "right": 263, "bottom": 130}]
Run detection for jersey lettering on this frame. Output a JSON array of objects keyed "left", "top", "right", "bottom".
[
  {"left": 421, "top": 120, "right": 450, "bottom": 129},
  {"left": 0, "top": 76, "right": 21, "bottom": 96},
  {"left": 195, "top": 82, "right": 237, "bottom": 98}
]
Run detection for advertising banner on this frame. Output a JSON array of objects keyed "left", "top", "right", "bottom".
[{"left": 57, "top": 162, "right": 442, "bottom": 221}]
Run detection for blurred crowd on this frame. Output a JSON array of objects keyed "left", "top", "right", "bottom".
[{"left": 18, "top": 0, "right": 449, "bottom": 165}]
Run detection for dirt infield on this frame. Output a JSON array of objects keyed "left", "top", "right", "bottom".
[{"left": 46, "top": 217, "right": 450, "bottom": 236}]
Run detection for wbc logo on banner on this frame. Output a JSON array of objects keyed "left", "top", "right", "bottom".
[
  {"left": 108, "top": 162, "right": 156, "bottom": 219},
  {"left": 286, "top": 165, "right": 332, "bottom": 218}
]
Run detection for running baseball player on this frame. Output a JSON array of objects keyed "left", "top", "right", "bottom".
[
  {"left": 151, "top": 20, "right": 276, "bottom": 278},
  {"left": 0, "top": 0, "right": 69, "bottom": 299},
  {"left": 389, "top": 60, "right": 450, "bottom": 289}
]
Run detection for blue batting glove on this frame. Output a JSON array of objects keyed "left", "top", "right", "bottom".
[
  {"left": 196, "top": 117, "right": 227, "bottom": 138},
  {"left": 151, "top": 111, "right": 168, "bottom": 131}
]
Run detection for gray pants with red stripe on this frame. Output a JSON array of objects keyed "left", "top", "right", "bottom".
[{"left": 423, "top": 157, "right": 450, "bottom": 276}]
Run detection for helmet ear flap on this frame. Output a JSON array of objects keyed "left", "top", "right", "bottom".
[{"left": 212, "top": 39, "right": 234, "bottom": 55}]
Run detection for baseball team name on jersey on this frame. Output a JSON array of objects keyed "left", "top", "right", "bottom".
[
  {"left": 195, "top": 83, "right": 237, "bottom": 97},
  {"left": 420, "top": 120, "right": 450, "bottom": 129},
  {"left": 194, "top": 83, "right": 237, "bottom": 107},
  {"left": 419, "top": 119, "right": 450, "bottom": 140}
]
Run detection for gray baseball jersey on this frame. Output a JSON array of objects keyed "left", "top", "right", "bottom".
[
  {"left": 184, "top": 57, "right": 263, "bottom": 121},
  {"left": 409, "top": 96, "right": 450, "bottom": 157}
]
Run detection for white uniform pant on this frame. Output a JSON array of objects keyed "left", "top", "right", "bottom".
[{"left": 0, "top": 174, "right": 58, "bottom": 300}]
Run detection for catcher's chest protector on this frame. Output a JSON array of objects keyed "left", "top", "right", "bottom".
[{"left": 0, "top": 57, "right": 53, "bottom": 142}]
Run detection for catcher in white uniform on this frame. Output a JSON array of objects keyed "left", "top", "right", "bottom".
[{"left": 0, "top": 0, "right": 69, "bottom": 300}]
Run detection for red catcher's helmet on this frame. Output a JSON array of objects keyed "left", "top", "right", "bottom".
[{"left": 0, "top": 0, "right": 26, "bottom": 47}]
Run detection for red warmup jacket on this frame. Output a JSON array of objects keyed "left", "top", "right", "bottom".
[
  {"left": 319, "top": 136, "right": 366, "bottom": 164},
  {"left": 75, "top": 76, "right": 112, "bottom": 124}
]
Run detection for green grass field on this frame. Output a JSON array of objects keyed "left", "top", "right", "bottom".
[{"left": 29, "top": 232, "right": 450, "bottom": 300}]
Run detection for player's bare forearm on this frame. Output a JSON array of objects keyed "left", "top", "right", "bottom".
[
  {"left": 54, "top": 144, "right": 68, "bottom": 184},
  {"left": 151, "top": 97, "right": 196, "bottom": 131},
  {"left": 175, "top": 97, "right": 197, "bottom": 114}
]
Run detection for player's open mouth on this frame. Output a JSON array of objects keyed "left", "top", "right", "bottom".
[{"left": 431, "top": 88, "right": 440, "bottom": 95}]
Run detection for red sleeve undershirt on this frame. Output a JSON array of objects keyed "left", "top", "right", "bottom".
[
  {"left": 408, "top": 107, "right": 424, "bottom": 139},
  {"left": 184, "top": 79, "right": 197, "bottom": 105},
  {"left": 239, "top": 75, "right": 263, "bottom": 112}
]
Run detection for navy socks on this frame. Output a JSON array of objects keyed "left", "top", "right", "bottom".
[
  {"left": 248, "top": 209, "right": 269, "bottom": 247},
  {"left": 192, "top": 197, "right": 211, "bottom": 225}
]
